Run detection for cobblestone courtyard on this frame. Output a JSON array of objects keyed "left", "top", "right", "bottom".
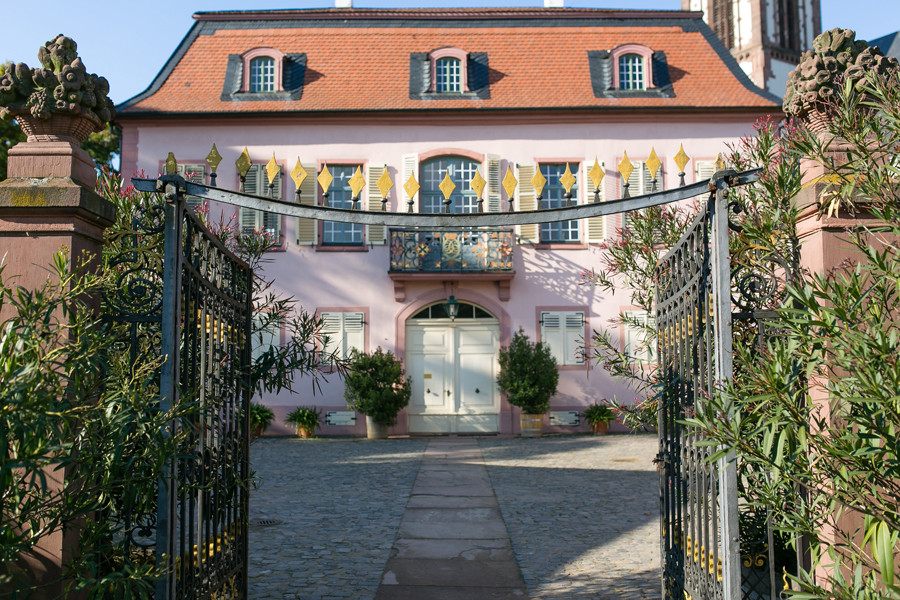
[{"left": 248, "top": 434, "right": 660, "bottom": 600}]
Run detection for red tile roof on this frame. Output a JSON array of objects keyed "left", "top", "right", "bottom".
[{"left": 118, "top": 8, "right": 778, "bottom": 116}]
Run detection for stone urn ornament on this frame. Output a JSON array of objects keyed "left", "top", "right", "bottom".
[
  {"left": 784, "top": 28, "right": 898, "bottom": 131},
  {"left": 0, "top": 34, "right": 115, "bottom": 144}
]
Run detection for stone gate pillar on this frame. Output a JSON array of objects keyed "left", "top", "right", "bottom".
[
  {"left": 785, "top": 28, "right": 900, "bottom": 592},
  {"left": 0, "top": 36, "right": 115, "bottom": 598}
]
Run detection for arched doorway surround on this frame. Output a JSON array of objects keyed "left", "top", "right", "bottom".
[{"left": 395, "top": 287, "right": 512, "bottom": 434}]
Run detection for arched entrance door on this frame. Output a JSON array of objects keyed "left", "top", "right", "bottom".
[{"left": 405, "top": 301, "right": 500, "bottom": 433}]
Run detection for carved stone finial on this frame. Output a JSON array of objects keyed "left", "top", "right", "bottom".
[
  {"left": 784, "top": 28, "right": 899, "bottom": 128},
  {"left": 0, "top": 35, "right": 115, "bottom": 142}
]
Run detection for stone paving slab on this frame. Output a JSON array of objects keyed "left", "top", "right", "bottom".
[
  {"left": 392, "top": 538, "right": 512, "bottom": 560},
  {"left": 374, "top": 585, "right": 528, "bottom": 599},
  {"left": 382, "top": 557, "right": 526, "bottom": 587}
]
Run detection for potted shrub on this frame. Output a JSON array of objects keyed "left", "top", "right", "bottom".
[
  {"left": 344, "top": 347, "right": 411, "bottom": 439},
  {"left": 582, "top": 402, "right": 616, "bottom": 435},
  {"left": 249, "top": 402, "right": 275, "bottom": 439},
  {"left": 497, "top": 328, "right": 559, "bottom": 437},
  {"left": 285, "top": 406, "right": 321, "bottom": 438}
]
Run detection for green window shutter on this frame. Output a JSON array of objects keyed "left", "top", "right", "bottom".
[
  {"left": 516, "top": 163, "right": 538, "bottom": 243},
  {"left": 296, "top": 163, "right": 318, "bottom": 245},
  {"left": 402, "top": 153, "right": 419, "bottom": 213},
  {"left": 585, "top": 160, "right": 606, "bottom": 243},
  {"left": 366, "top": 164, "right": 386, "bottom": 245},
  {"left": 486, "top": 154, "right": 502, "bottom": 212}
]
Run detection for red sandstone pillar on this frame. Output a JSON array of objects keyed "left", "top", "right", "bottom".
[{"left": 0, "top": 128, "right": 115, "bottom": 599}]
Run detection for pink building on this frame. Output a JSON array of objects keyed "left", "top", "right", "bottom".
[{"left": 117, "top": 7, "right": 777, "bottom": 436}]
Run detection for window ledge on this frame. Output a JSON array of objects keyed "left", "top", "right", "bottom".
[
  {"left": 557, "top": 363, "right": 588, "bottom": 371},
  {"left": 316, "top": 244, "right": 368, "bottom": 252},
  {"left": 535, "top": 243, "right": 588, "bottom": 250}
]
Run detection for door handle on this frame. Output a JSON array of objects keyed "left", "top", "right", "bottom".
[
  {"left": 426, "top": 388, "right": 430, "bottom": 394},
  {"left": 475, "top": 388, "right": 480, "bottom": 394},
  {"left": 446, "top": 390, "right": 451, "bottom": 397}
]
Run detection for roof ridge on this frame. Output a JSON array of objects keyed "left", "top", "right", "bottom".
[{"left": 193, "top": 7, "right": 702, "bottom": 22}]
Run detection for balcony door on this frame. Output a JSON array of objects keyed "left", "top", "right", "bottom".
[{"left": 405, "top": 302, "right": 499, "bottom": 433}]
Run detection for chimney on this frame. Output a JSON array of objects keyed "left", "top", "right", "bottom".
[
  {"left": 335, "top": 0, "right": 352, "bottom": 7},
  {"left": 544, "top": 0, "right": 564, "bottom": 6}
]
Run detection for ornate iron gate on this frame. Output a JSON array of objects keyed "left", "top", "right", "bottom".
[
  {"left": 156, "top": 174, "right": 253, "bottom": 600},
  {"left": 656, "top": 172, "right": 743, "bottom": 600}
]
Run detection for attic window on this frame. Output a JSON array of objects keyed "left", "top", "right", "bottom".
[
  {"left": 611, "top": 44, "right": 654, "bottom": 90},
  {"left": 430, "top": 48, "right": 469, "bottom": 93},
  {"left": 250, "top": 57, "right": 276, "bottom": 92},
  {"left": 241, "top": 48, "right": 284, "bottom": 93}
]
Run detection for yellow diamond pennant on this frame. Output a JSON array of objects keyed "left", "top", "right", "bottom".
[
  {"left": 377, "top": 166, "right": 394, "bottom": 198},
  {"left": 714, "top": 153, "right": 726, "bottom": 171},
  {"left": 290, "top": 159, "right": 308, "bottom": 189},
  {"left": 349, "top": 166, "right": 366, "bottom": 197},
  {"left": 235, "top": 147, "right": 251, "bottom": 178},
  {"left": 439, "top": 172, "right": 456, "bottom": 200},
  {"left": 470, "top": 169, "right": 486, "bottom": 199},
  {"left": 588, "top": 157, "right": 605, "bottom": 190},
  {"left": 674, "top": 144, "right": 690, "bottom": 173},
  {"left": 502, "top": 166, "right": 518, "bottom": 199},
  {"left": 404, "top": 173, "right": 420, "bottom": 200},
  {"left": 318, "top": 164, "right": 333, "bottom": 194},
  {"left": 560, "top": 163, "right": 576, "bottom": 195},
  {"left": 531, "top": 167, "right": 547, "bottom": 197},
  {"left": 265, "top": 153, "right": 280, "bottom": 185},
  {"left": 646, "top": 147, "right": 661, "bottom": 180},
  {"left": 206, "top": 144, "right": 222, "bottom": 173},
  {"left": 165, "top": 152, "right": 177, "bottom": 175},
  {"left": 618, "top": 151, "right": 634, "bottom": 183}
]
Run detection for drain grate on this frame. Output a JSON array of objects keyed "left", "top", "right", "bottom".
[{"left": 251, "top": 519, "right": 283, "bottom": 527}]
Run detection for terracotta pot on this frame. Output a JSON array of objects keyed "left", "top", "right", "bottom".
[
  {"left": 14, "top": 112, "right": 101, "bottom": 143},
  {"left": 296, "top": 425, "right": 315, "bottom": 439},
  {"left": 590, "top": 421, "right": 609, "bottom": 435},
  {"left": 250, "top": 424, "right": 264, "bottom": 439}
]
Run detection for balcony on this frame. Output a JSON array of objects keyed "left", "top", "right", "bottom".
[{"left": 388, "top": 228, "right": 515, "bottom": 301}]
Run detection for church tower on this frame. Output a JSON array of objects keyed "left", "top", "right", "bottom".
[{"left": 683, "top": 0, "right": 821, "bottom": 97}]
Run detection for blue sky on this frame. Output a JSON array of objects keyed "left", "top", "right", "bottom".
[{"left": 2, "top": 0, "right": 897, "bottom": 104}]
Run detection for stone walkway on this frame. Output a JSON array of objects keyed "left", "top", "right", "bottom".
[{"left": 248, "top": 434, "right": 660, "bottom": 600}]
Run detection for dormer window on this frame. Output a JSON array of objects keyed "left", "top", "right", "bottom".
[
  {"left": 250, "top": 57, "right": 276, "bottom": 92},
  {"left": 241, "top": 48, "right": 285, "bottom": 93},
  {"left": 429, "top": 48, "right": 469, "bottom": 93},
  {"left": 436, "top": 58, "right": 462, "bottom": 92},
  {"left": 610, "top": 43, "right": 655, "bottom": 91},
  {"left": 618, "top": 54, "right": 645, "bottom": 90}
]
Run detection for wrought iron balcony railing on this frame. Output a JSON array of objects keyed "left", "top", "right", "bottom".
[{"left": 389, "top": 228, "right": 514, "bottom": 273}]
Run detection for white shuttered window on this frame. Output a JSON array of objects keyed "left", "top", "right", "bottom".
[
  {"left": 320, "top": 311, "right": 365, "bottom": 362},
  {"left": 540, "top": 310, "right": 585, "bottom": 366},
  {"left": 623, "top": 310, "right": 656, "bottom": 364}
]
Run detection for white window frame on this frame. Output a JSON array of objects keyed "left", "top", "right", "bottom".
[
  {"left": 249, "top": 56, "right": 276, "bottom": 92},
  {"left": 540, "top": 310, "right": 585, "bottom": 366},
  {"left": 538, "top": 163, "right": 581, "bottom": 243}
]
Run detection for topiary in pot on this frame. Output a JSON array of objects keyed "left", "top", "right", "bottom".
[
  {"left": 497, "top": 328, "right": 559, "bottom": 437},
  {"left": 249, "top": 402, "right": 275, "bottom": 439},
  {"left": 343, "top": 347, "right": 411, "bottom": 439},
  {"left": 285, "top": 406, "right": 321, "bottom": 438}
]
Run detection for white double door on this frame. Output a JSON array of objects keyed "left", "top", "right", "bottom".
[{"left": 406, "top": 321, "right": 499, "bottom": 433}]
